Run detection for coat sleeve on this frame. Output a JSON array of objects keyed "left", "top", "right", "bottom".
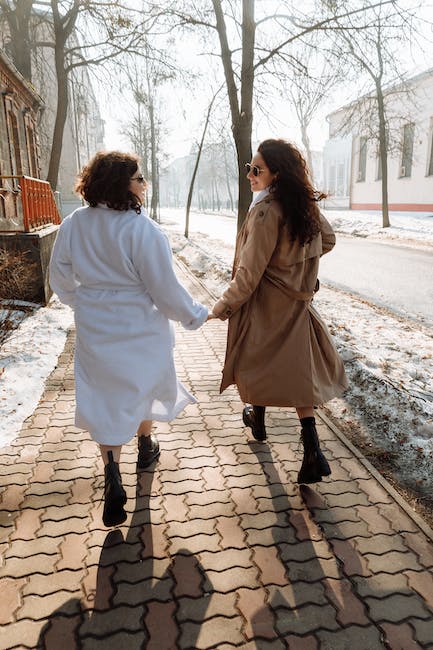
[
  {"left": 212, "top": 204, "right": 280, "bottom": 320},
  {"left": 320, "top": 213, "right": 336, "bottom": 256},
  {"left": 49, "top": 218, "right": 79, "bottom": 308},
  {"left": 132, "top": 221, "right": 208, "bottom": 330}
]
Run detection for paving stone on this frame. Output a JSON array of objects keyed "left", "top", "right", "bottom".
[
  {"left": 177, "top": 592, "right": 237, "bottom": 622},
  {"left": 275, "top": 602, "right": 339, "bottom": 635},
  {"left": 380, "top": 621, "right": 423, "bottom": 649},
  {"left": 285, "top": 557, "right": 341, "bottom": 582},
  {"left": 17, "top": 591, "right": 83, "bottom": 620},
  {"left": 268, "top": 581, "right": 327, "bottom": 609},
  {"left": 245, "top": 525, "right": 298, "bottom": 547},
  {"left": 366, "top": 593, "right": 432, "bottom": 623},
  {"left": 216, "top": 515, "right": 247, "bottom": 549},
  {"left": 237, "top": 587, "right": 277, "bottom": 640},
  {"left": 329, "top": 538, "right": 372, "bottom": 577},
  {"left": 166, "top": 518, "right": 215, "bottom": 539},
  {"left": 252, "top": 545, "right": 287, "bottom": 586},
  {"left": 1, "top": 619, "right": 47, "bottom": 649},
  {"left": 353, "top": 532, "right": 407, "bottom": 555},
  {"left": 179, "top": 615, "right": 244, "bottom": 649},
  {"left": 365, "top": 550, "right": 423, "bottom": 574},
  {"left": 285, "top": 635, "right": 319, "bottom": 649},
  {"left": 24, "top": 569, "right": 86, "bottom": 597},
  {"left": 172, "top": 551, "right": 205, "bottom": 598},
  {"left": 279, "top": 539, "right": 333, "bottom": 563},
  {"left": 143, "top": 600, "right": 177, "bottom": 650},
  {"left": 352, "top": 572, "right": 411, "bottom": 599},
  {"left": 37, "top": 613, "right": 83, "bottom": 649},
  {"left": 316, "top": 625, "right": 384, "bottom": 649},
  {"left": 409, "top": 617, "right": 433, "bottom": 646},
  {"left": 323, "top": 577, "right": 370, "bottom": 626},
  {"left": 205, "top": 566, "right": 260, "bottom": 593},
  {"left": 0, "top": 577, "right": 26, "bottom": 624},
  {"left": 0, "top": 554, "right": 58, "bottom": 578},
  {"left": 5, "top": 536, "right": 59, "bottom": 558},
  {"left": 402, "top": 531, "right": 433, "bottom": 568},
  {"left": 404, "top": 570, "right": 433, "bottom": 611},
  {"left": 113, "top": 577, "right": 173, "bottom": 605},
  {"left": 199, "top": 548, "right": 252, "bottom": 572},
  {"left": 169, "top": 533, "right": 222, "bottom": 555},
  {"left": 79, "top": 605, "right": 145, "bottom": 636}
]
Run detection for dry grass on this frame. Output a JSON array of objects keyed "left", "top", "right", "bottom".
[{"left": 0, "top": 248, "right": 38, "bottom": 347}]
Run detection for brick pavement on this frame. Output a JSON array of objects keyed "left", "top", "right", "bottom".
[{"left": 1, "top": 261, "right": 433, "bottom": 649}]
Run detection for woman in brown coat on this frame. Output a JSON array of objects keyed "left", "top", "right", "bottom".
[{"left": 209, "top": 139, "right": 348, "bottom": 484}]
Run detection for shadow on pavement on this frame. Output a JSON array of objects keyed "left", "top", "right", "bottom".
[{"left": 36, "top": 464, "right": 212, "bottom": 649}]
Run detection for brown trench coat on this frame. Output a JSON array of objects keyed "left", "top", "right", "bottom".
[{"left": 212, "top": 195, "right": 348, "bottom": 407}]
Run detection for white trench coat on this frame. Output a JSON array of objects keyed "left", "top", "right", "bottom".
[{"left": 49, "top": 205, "right": 208, "bottom": 445}]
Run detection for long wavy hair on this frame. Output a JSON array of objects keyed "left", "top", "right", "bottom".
[
  {"left": 258, "top": 139, "right": 326, "bottom": 245},
  {"left": 75, "top": 151, "right": 143, "bottom": 214}
]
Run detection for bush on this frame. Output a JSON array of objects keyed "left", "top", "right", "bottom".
[{"left": 0, "top": 248, "right": 38, "bottom": 348}]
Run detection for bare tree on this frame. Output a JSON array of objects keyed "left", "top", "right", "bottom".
[
  {"left": 0, "top": 1, "right": 160, "bottom": 189},
  {"left": 156, "top": 0, "right": 399, "bottom": 230},
  {"left": 321, "top": 0, "right": 422, "bottom": 227},
  {"left": 0, "top": 0, "right": 34, "bottom": 79}
]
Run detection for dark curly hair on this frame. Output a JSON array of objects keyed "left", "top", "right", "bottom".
[
  {"left": 258, "top": 139, "right": 326, "bottom": 245},
  {"left": 75, "top": 151, "right": 144, "bottom": 214}
]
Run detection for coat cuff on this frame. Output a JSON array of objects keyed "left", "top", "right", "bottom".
[{"left": 212, "top": 298, "right": 234, "bottom": 321}]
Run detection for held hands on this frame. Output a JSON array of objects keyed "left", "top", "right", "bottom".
[{"left": 206, "top": 312, "right": 218, "bottom": 321}]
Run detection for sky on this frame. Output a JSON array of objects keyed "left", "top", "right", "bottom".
[{"left": 99, "top": 1, "right": 433, "bottom": 163}]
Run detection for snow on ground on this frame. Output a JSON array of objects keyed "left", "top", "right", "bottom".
[
  {"left": 0, "top": 297, "right": 73, "bottom": 447},
  {"left": 162, "top": 208, "right": 433, "bottom": 501}
]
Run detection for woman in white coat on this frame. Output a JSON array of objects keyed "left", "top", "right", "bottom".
[{"left": 50, "top": 151, "right": 208, "bottom": 527}]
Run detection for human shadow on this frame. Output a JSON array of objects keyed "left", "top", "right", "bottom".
[
  {"left": 245, "top": 442, "right": 418, "bottom": 647},
  {"left": 37, "top": 463, "right": 213, "bottom": 649}
]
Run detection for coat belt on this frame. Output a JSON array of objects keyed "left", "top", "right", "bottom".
[{"left": 263, "top": 272, "right": 314, "bottom": 301}]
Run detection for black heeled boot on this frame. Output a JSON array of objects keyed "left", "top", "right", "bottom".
[
  {"left": 297, "top": 417, "right": 331, "bottom": 485},
  {"left": 243, "top": 405, "right": 267, "bottom": 441},
  {"left": 103, "top": 450, "right": 127, "bottom": 527},
  {"left": 137, "top": 434, "right": 160, "bottom": 469}
]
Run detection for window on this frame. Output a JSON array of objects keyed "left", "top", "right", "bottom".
[
  {"left": 357, "top": 136, "right": 367, "bottom": 182},
  {"left": 400, "top": 123, "right": 414, "bottom": 178}
]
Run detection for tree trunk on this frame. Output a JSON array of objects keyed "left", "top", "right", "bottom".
[
  {"left": 47, "top": 53, "right": 68, "bottom": 189},
  {"left": 212, "top": 0, "right": 255, "bottom": 231},
  {"left": 376, "top": 86, "right": 390, "bottom": 227},
  {"left": 300, "top": 122, "right": 314, "bottom": 181},
  {"left": 185, "top": 95, "right": 215, "bottom": 238},
  {"left": 148, "top": 96, "right": 159, "bottom": 221}
]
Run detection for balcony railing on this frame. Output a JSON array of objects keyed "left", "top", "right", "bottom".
[{"left": 0, "top": 175, "right": 61, "bottom": 233}]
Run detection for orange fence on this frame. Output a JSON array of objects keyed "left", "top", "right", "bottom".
[{"left": 0, "top": 175, "right": 61, "bottom": 232}]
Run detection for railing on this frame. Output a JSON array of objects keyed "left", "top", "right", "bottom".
[{"left": 0, "top": 175, "right": 61, "bottom": 232}]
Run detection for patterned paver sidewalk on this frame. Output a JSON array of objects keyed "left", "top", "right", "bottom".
[{"left": 1, "top": 262, "right": 433, "bottom": 650}]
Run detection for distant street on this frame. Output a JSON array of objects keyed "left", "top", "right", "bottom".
[
  {"left": 162, "top": 208, "right": 433, "bottom": 325},
  {"left": 319, "top": 235, "right": 433, "bottom": 324}
]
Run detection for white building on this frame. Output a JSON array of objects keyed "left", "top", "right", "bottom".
[{"left": 323, "top": 68, "right": 433, "bottom": 212}]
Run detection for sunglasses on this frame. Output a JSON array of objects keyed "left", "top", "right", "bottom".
[
  {"left": 245, "top": 163, "right": 263, "bottom": 177},
  {"left": 131, "top": 175, "right": 146, "bottom": 184}
]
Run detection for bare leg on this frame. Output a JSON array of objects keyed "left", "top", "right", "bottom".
[
  {"left": 296, "top": 406, "right": 314, "bottom": 419},
  {"left": 136, "top": 420, "right": 152, "bottom": 438},
  {"left": 100, "top": 444, "right": 122, "bottom": 464}
]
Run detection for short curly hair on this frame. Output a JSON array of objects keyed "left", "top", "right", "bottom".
[{"left": 75, "top": 151, "right": 144, "bottom": 214}]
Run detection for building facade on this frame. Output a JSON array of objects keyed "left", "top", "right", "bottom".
[
  {"left": 0, "top": 50, "right": 43, "bottom": 230},
  {"left": 323, "top": 68, "right": 433, "bottom": 212}
]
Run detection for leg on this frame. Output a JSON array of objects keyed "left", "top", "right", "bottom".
[
  {"left": 242, "top": 404, "right": 267, "bottom": 441},
  {"left": 296, "top": 407, "right": 331, "bottom": 485},
  {"left": 100, "top": 444, "right": 127, "bottom": 527},
  {"left": 136, "top": 419, "right": 160, "bottom": 469}
]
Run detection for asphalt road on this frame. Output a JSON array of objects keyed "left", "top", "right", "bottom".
[
  {"left": 163, "top": 208, "right": 433, "bottom": 325},
  {"left": 319, "top": 235, "right": 433, "bottom": 324}
]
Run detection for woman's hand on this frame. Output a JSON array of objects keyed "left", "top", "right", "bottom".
[{"left": 206, "top": 312, "right": 217, "bottom": 321}]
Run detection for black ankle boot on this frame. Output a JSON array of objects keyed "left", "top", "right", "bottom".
[
  {"left": 103, "top": 451, "right": 127, "bottom": 527},
  {"left": 243, "top": 405, "right": 267, "bottom": 441},
  {"left": 137, "top": 434, "right": 160, "bottom": 469},
  {"left": 297, "top": 417, "right": 331, "bottom": 485}
]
